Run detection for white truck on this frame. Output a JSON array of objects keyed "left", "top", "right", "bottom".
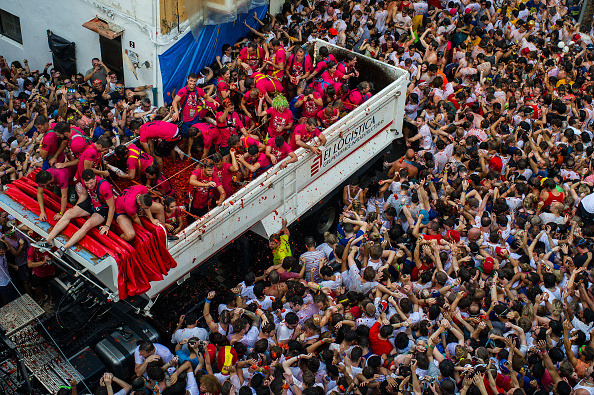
[{"left": 0, "top": 40, "right": 409, "bottom": 301}]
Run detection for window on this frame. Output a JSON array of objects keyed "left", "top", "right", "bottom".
[{"left": 0, "top": 10, "right": 22, "bottom": 44}]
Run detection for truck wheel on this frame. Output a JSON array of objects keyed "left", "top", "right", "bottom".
[{"left": 314, "top": 203, "right": 338, "bottom": 235}]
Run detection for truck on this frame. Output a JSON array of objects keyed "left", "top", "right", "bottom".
[{"left": 0, "top": 40, "right": 409, "bottom": 303}]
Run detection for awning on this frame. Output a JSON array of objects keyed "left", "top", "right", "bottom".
[{"left": 82, "top": 17, "right": 124, "bottom": 40}]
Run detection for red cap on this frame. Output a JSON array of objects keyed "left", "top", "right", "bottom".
[
  {"left": 483, "top": 257, "right": 494, "bottom": 274},
  {"left": 465, "top": 7, "right": 471, "bottom": 13},
  {"left": 329, "top": 28, "right": 338, "bottom": 36},
  {"left": 574, "top": 34, "right": 581, "bottom": 41},
  {"left": 489, "top": 156, "right": 503, "bottom": 173},
  {"left": 449, "top": 8, "right": 457, "bottom": 15},
  {"left": 521, "top": 47, "right": 530, "bottom": 55}
]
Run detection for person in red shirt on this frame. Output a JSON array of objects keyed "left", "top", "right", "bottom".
[
  {"left": 115, "top": 184, "right": 166, "bottom": 241},
  {"left": 163, "top": 196, "right": 183, "bottom": 236},
  {"left": 75, "top": 136, "right": 111, "bottom": 182},
  {"left": 294, "top": 86, "right": 323, "bottom": 119},
  {"left": 189, "top": 122, "right": 222, "bottom": 160},
  {"left": 189, "top": 160, "right": 226, "bottom": 221},
  {"left": 130, "top": 119, "right": 197, "bottom": 169},
  {"left": 265, "top": 136, "right": 298, "bottom": 169},
  {"left": 237, "top": 144, "right": 272, "bottom": 180},
  {"left": 240, "top": 87, "right": 260, "bottom": 122},
  {"left": 215, "top": 100, "right": 249, "bottom": 156},
  {"left": 285, "top": 46, "right": 313, "bottom": 96},
  {"left": 289, "top": 119, "right": 327, "bottom": 155},
  {"left": 316, "top": 105, "right": 340, "bottom": 128},
  {"left": 35, "top": 167, "right": 75, "bottom": 222},
  {"left": 336, "top": 53, "right": 360, "bottom": 83},
  {"left": 265, "top": 39, "right": 286, "bottom": 80},
  {"left": 227, "top": 134, "right": 265, "bottom": 157},
  {"left": 112, "top": 143, "right": 155, "bottom": 180},
  {"left": 309, "top": 46, "right": 337, "bottom": 80},
  {"left": 250, "top": 72, "right": 283, "bottom": 104},
  {"left": 344, "top": 81, "right": 372, "bottom": 111},
  {"left": 33, "top": 169, "right": 116, "bottom": 257},
  {"left": 171, "top": 72, "right": 219, "bottom": 137},
  {"left": 40, "top": 121, "right": 68, "bottom": 170},
  {"left": 238, "top": 42, "right": 265, "bottom": 73},
  {"left": 257, "top": 95, "right": 293, "bottom": 138},
  {"left": 27, "top": 243, "right": 55, "bottom": 306},
  {"left": 369, "top": 319, "right": 394, "bottom": 358},
  {"left": 212, "top": 152, "right": 239, "bottom": 200},
  {"left": 65, "top": 125, "right": 88, "bottom": 159}
]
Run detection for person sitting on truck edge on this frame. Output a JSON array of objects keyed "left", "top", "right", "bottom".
[
  {"left": 40, "top": 119, "right": 67, "bottom": 170},
  {"left": 265, "top": 135, "right": 298, "bottom": 169},
  {"left": 134, "top": 341, "right": 173, "bottom": 377},
  {"left": 290, "top": 118, "right": 327, "bottom": 155},
  {"left": 35, "top": 166, "right": 76, "bottom": 222},
  {"left": 188, "top": 160, "right": 226, "bottom": 223},
  {"left": 110, "top": 143, "right": 155, "bottom": 180},
  {"left": 33, "top": 169, "right": 116, "bottom": 257},
  {"left": 237, "top": 144, "right": 272, "bottom": 180},
  {"left": 74, "top": 136, "right": 111, "bottom": 183},
  {"left": 343, "top": 81, "right": 373, "bottom": 111},
  {"left": 114, "top": 184, "right": 167, "bottom": 242}
]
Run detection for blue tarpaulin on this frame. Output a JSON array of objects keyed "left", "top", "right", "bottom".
[{"left": 158, "top": 5, "right": 268, "bottom": 103}]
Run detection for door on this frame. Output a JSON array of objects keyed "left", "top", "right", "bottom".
[{"left": 99, "top": 35, "right": 124, "bottom": 84}]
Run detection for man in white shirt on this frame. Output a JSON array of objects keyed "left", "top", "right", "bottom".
[
  {"left": 171, "top": 312, "right": 209, "bottom": 346},
  {"left": 134, "top": 341, "right": 173, "bottom": 376}
]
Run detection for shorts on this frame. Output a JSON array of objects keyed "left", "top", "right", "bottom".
[
  {"left": 31, "top": 273, "right": 53, "bottom": 288},
  {"left": 78, "top": 198, "right": 109, "bottom": 219},
  {"left": 12, "top": 264, "right": 30, "bottom": 282},
  {"left": 155, "top": 138, "right": 180, "bottom": 157},
  {"left": 180, "top": 116, "right": 200, "bottom": 139}
]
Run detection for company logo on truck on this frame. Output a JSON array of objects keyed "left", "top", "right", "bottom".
[{"left": 311, "top": 115, "right": 389, "bottom": 176}]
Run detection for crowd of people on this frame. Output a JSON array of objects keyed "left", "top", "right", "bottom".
[{"left": 3, "top": 0, "right": 594, "bottom": 394}]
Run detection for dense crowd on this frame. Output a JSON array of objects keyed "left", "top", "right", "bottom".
[{"left": 2, "top": 0, "right": 594, "bottom": 394}]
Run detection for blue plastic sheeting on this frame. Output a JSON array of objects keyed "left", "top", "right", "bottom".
[{"left": 159, "top": 5, "right": 268, "bottom": 104}]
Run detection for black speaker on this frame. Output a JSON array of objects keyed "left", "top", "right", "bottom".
[{"left": 68, "top": 346, "right": 106, "bottom": 384}]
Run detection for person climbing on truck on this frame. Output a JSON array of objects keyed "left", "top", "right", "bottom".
[
  {"left": 110, "top": 143, "right": 155, "bottom": 180},
  {"left": 114, "top": 184, "right": 167, "bottom": 242},
  {"left": 33, "top": 169, "right": 116, "bottom": 257},
  {"left": 35, "top": 166, "right": 75, "bottom": 222}
]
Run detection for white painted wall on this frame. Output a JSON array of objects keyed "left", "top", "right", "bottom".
[{"left": 0, "top": 0, "right": 160, "bottom": 102}]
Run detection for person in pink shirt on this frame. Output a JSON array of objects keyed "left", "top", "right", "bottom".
[
  {"left": 316, "top": 106, "right": 340, "bottom": 128},
  {"left": 294, "top": 87, "right": 323, "bottom": 119},
  {"left": 40, "top": 121, "right": 68, "bottom": 170},
  {"left": 115, "top": 184, "right": 166, "bottom": 241},
  {"left": 34, "top": 166, "right": 76, "bottom": 222},
  {"left": 257, "top": 95, "right": 293, "bottom": 139},
  {"left": 265, "top": 39, "right": 286, "bottom": 80},
  {"left": 309, "top": 46, "right": 337, "bottom": 80},
  {"left": 188, "top": 161, "right": 226, "bottom": 221},
  {"left": 33, "top": 169, "right": 116, "bottom": 257},
  {"left": 237, "top": 145, "right": 272, "bottom": 180},
  {"left": 265, "top": 136, "right": 298, "bottom": 169},
  {"left": 212, "top": 152, "right": 238, "bottom": 200},
  {"left": 189, "top": 122, "right": 221, "bottom": 160},
  {"left": 112, "top": 143, "right": 155, "bottom": 180},
  {"left": 285, "top": 47, "right": 313, "bottom": 95},
  {"left": 171, "top": 73, "right": 218, "bottom": 137},
  {"left": 343, "top": 81, "right": 372, "bottom": 111},
  {"left": 227, "top": 134, "right": 264, "bottom": 157},
  {"left": 320, "top": 62, "right": 345, "bottom": 85},
  {"left": 75, "top": 136, "right": 111, "bottom": 182},
  {"left": 130, "top": 119, "right": 197, "bottom": 169},
  {"left": 238, "top": 42, "right": 265, "bottom": 73},
  {"left": 216, "top": 68, "right": 232, "bottom": 102},
  {"left": 65, "top": 125, "right": 88, "bottom": 159},
  {"left": 336, "top": 53, "right": 360, "bottom": 82},
  {"left": 215, "top": 101, "right": 249, "bottom": 156},
  {"left": 250, "top": 72, "right": 283, "bottom": 104},
  {"left": 289, "top": 119, "right": 327, "bottom": 155}
]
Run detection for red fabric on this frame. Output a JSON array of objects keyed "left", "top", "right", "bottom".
[{"left": 7, "top": 172, "right": 177, "bottom": 299}]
